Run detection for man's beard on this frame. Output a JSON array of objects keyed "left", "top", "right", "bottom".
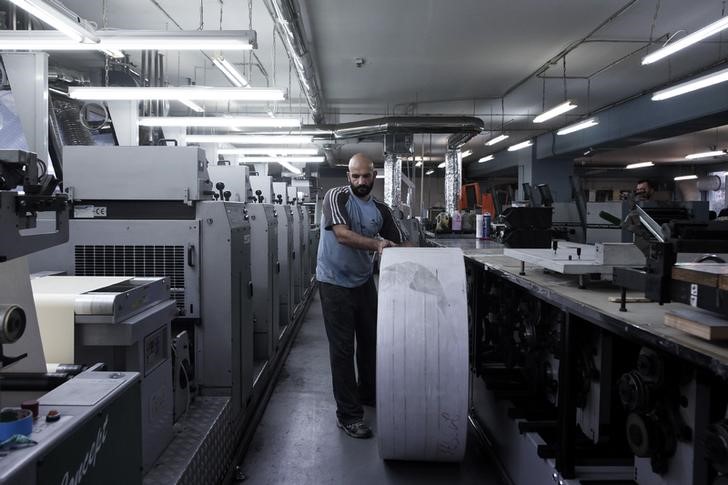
[{"left": 351, "top": 182, "right": 373, "bottom": 197}]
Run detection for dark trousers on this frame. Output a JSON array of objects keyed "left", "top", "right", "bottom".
[{"left": 318, "top": 278, "right": 377, "bottom": 424}]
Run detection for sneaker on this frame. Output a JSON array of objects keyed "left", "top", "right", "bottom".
[{"left": 337, "top": 419, "right": 373, "bottom": 439}]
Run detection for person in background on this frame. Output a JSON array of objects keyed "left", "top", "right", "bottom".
[
  {"left": 634, "top": 179, "right": 655, "bottom": 201},
  {"left": 316, "top": 153, "right": 407, "bottom": 439}
]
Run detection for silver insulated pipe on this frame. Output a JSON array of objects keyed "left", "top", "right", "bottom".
[
  {"left": 445, "top": 149, "right": 461, "bottom": 216},
  {"left": 383, "top": 154, "right": 402, "bottom": 209}
]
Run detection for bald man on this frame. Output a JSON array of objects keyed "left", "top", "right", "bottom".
[{"left": 316, "top": 153, "right": 405, "bottom": 439}]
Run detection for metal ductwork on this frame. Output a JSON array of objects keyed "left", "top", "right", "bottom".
[
  {"left": 263, "top": 0, "right": 325, "bottom": 124},
  {"left": 325, "top": 116, "right": 483, "bottom": 145}
]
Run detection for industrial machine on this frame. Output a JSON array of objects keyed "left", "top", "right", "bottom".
[
  {"left": 250, "top": 175, "right": 273, "bottom": 204},
  {"left": 275, "top": 203, "right": 295, "bottom": 339},
  {"left": 0, "top": 149, "right": 143, "bottom": 484},
  {"left": 290, "top": 202, "right": 304, "bottom": 305},
  {"left": 30, "top": 275, "right": 175, "bottom": 471},
  {"left": 30, "top": 146, "right": 255, "bottom": 417}
]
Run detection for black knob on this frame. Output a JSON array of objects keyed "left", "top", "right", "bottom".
[
  {"left": 223, "top": 191, "right": 231, "bottom": 202},
  {"left": 215, "top": 182, "right": 225, "bottom": 200},
  {"left": 552, "top": 240, "right": 558, "bottom": 253},
  {"left": 214, "top": 193, "right": 220, "bottom": 200}
]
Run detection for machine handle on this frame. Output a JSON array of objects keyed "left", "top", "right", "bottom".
[
  {"left": 277, "top": 261, "right": 281, "bottom": 274},
  {"left": 187, "top": 244, "right": 196, "bottom": 267},
  {"left": 157, "top": 138, "right": 178, "bottom": 146},
  {"left": 249, "top": 281, "right": 254, "bottom": 298}
]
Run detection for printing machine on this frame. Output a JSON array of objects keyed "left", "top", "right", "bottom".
[
  {"left": 30, "top": 146, "right": 255, "bottom": 418},
  {"left": 29, "top": 275, "right": 175, "bottom": 472},
  {"left": 290, "top": 202, "right": 304, "bottom": 305},
  {"left": 250, "top": 175, "right": 274, "bottom": 204},
  {"left": 0, "top": 149, "right": 143, "bottom": 484},
  {"left": 275, "top": 202, "right": 295, "bottom": 339}
]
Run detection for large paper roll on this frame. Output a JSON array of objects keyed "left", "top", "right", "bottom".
[
  {"left": 376, "top": 247, "right": 469, "bottom": 462},
  {"left": 31, "top": 276, "right": 129, "bottom": 364}
]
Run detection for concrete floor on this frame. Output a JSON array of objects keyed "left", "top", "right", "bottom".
[{"left": 239, "top": 292, "right": 506, "bottom": 485}]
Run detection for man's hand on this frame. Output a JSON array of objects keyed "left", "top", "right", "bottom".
[{"left": 377, "top": 239, "right": 397, "bottom": 254}]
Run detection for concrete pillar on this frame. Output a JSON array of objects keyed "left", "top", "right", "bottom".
[
  {"left": 383, "top": 153, "right": 402, "bottom": 209},
  {"left": 445, "top": 149, "right": 462, "bottom": 216}
]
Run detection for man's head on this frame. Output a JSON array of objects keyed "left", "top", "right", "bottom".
[
  {"left": 347, "top": 153, "right": 376, "bottom": 198},
  {"left": 635, "top": 179, "right": 654, "bottom": 201}
]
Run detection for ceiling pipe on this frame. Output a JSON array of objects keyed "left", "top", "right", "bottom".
[
  {"left": 262, "top": 0, "right": 324, "bottom": 124},
  {"left": 324, "top": 116, "right": 483, "bottom": 144}
]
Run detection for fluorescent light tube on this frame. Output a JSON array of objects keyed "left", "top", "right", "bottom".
[
  {"left": 0, "top": 30, "right": 254, "bottom": 53},
  {"left": 626, "top": 161, "right": 655, "bottom": 169},
  {"left": 507, "top": 140, "right": 533, "bottom": 152},
  {"left": 478, "top": 155, "right": 494, "bottom": 163},
  {"left": 557, "top": 118, "right": 599, "bottom": 135},
  {"left": 212, "top": 57, "right": 249, "bottom": 88},
  {"left": 185, "top": 135, "right": 312, "bottom": 144},
  {"left": 674, "top": 175, "right": 698, "bottom": 181},
  {"left": 9, "top": 0, "right": 99, "bottom": 43},
  {"left": 685, "top": 150, "right": 727, "bottom": 160},
  {"left": 643, "top": 16, "right": 728, "bottom": 65},
  {"left": 652, "top": 66, "right": 728, "bottom": 101},
  {"left": 485, "top": 134, "right": 509, "bottom": 146},
  {"left": 461, "top": 149, "right": 473, "bottom": 158},
  {"left": 218, "top": 148, "right": 318, "bottom": 156},
  {"left": 178, "top": 99, "right": 205, "bottom": 113},
  {"left": 375, "top": 174, "right": 385, "bottom": 179},
  {"left": 425, "top": 169, "right": 435, "bottom": 175},
  {"left": 533, "top": 101, "right": 577, "bottom": 123},
  {"left": 68, "top": 86, "right": 285, "bottom": 102},
  {"left": 278, "top": 161, "right": 302, "bottom": 174},
  {"left": 437, "top": 161, "right": 447, "bottom": 168},
  {"left": 236, "top": 156, "right": 324, "bottom": 163},
  {"left": 139, "top": 116, "right": 300, "bottom": 128}
]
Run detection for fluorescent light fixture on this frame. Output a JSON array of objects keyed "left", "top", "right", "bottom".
[
  {"left": 218, "top": 148, "right": 318, "bottom": 156},
  {"left": 415, "top": 161, "right": 423, "bottom": 167},
  {"left": 236, "top": 156, "right": 324, "bottom": 163},
  {"left": 68, "top": 86, "right": 285, "bottom": 102},
  {"left": 643, "top": 16, "right": 728, "bottom": 65},
  {"left": 685, "top": 150, "right": 727, "bottom": 160},
  {"left": 425, "top": 169, "right": 435, "bottom": 175},
  {"left": 139, "top": 116, "right": 300, "bottom": 128},
  {"left": 533, "top": 100, "right": 577, "bottom": 123},
  {"left": 375, "top": 174, "right": 385, "bottom": 179},
  {"left": 278, "top": 161, "right": 302, "bottom": 174},
  {"left": 652, "top": 66, "right": 728, "bottom": 101},
  {"left": 485, "top": 134, "right": 509, "bottom": 146},
  {"left": 178, "top": 99, "right": 204, "bottom": 113},
  {"left": 626, "top": 161, "right": 655, "bottom": 169},
  {"left": 556, "top": 118, "right": 599, "bottom": 135},
  {"left": 212, "top": 56, "right": 249, "bottom": 88},
  {"left": 478, "top": 155, "right": 494, "bottom": 163},
  {"left": 461, "top": 149, "right": 473, "bottom": 158},
  {"left": 437, "top": 161, "right": 447, "bottom": 168},
  {"left": 0, "top": 30, "right": 254, "bottom": 54},
  {"left": 9, "top": 0, "right": 99, "bottom": 43},
  {"left": 185, "top": 135, "right": 312, "bottom": 144},
  {"left": 507, "top": 140, "right": 533, "bottom": 152},
  {"left": 674, "top": 174, "right": 698, "bottom": 181}
]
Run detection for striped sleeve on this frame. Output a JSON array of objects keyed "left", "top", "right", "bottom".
[
  {"left": 322, "top": 187, "right": 351, "bottom": 230},
  {"left": 375, "top": 201, "right": 405, "bottom": 244}
]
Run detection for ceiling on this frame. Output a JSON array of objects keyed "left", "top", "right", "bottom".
[{"left": 10, "top": 0, "right": 728, "bottom": 171}]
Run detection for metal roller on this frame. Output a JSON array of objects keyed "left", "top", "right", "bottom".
[{"left": 0, "top": 304, "right": 26, "bottom": 344}]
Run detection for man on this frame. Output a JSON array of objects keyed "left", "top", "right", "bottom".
[
  {"left": 316, "top": 153, "right": 405, "bottom": 439},
  {"left": 634, "top": 179, "right": 654, "bottom": 201}
]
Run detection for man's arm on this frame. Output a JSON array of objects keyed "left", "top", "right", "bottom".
[
  {"left": 332, "top": 224, "right": 395, "bottom": 254},
  {"left": 376, "top": 202, "right": 418, "bottom": 246}
]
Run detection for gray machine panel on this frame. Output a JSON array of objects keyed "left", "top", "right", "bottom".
[
  {"left": 300, "top": 206, "right": 312, "bottom": 287},
  {"left": 196, "top": 201, "right": 253, "bottom": 416},
  {"left": 207, "top": 164, "right": 251, "bottom": 203},
  {"left": 290, "top": 205, "right": 304, "bottom": 305},
  {"left": 0, "top": 371, "right": 142, "bottom": 485},
  {"left": 247, "top": 204, "right": 279, "bottom": 362},
  {"left": 273, "top": 182, "right": 288, "bottom": 205},
  {"left": 68, "top": 219, "right": 202, "bottom": 318},
  {"left": 63, "top": 146, "right": 213, "bottom": 202},
  {"left": 250, "top": 175, "right": 273, "bottom": 205},
  {"left": 276, "top": 206, "right": 294, "bottom": 336}
]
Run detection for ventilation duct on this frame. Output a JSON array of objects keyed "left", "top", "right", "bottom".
[
  {"left": 263, "top": 0, "right": 324, "bottom": 124},
  {"left": 326, "top": 116, "right": 483, "bottom": 146}
]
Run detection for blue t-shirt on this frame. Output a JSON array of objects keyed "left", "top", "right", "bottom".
[{"left": 316, "top": 186, "right": 403, "bottom": 288}]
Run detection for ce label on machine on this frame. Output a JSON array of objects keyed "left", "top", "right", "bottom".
[{"left": 74, "top": 205, "right": 108, "bottom": 218}]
